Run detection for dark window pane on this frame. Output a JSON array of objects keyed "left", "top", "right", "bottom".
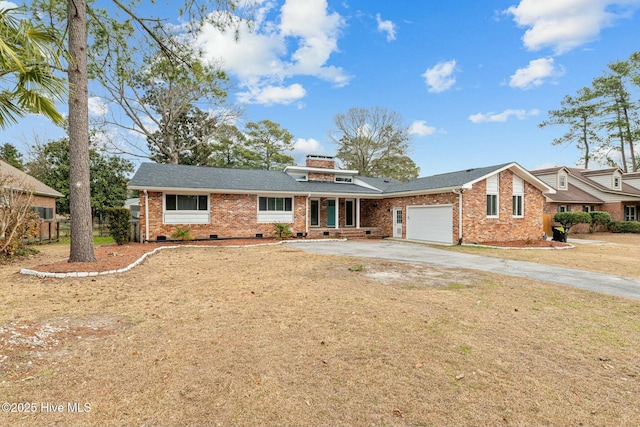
[
  {"left": 166, "top": 194, "right": 176, "bottom": 210},
  {"left": 259, "top": 197, "right": 267, "bottom": 211},
  {"left": 198, "top": 195, "right": 208, "bottom": 211},
  {"left": 285, "top": 198, "right": 292, "bottom": 211},
  {"left": 178, "top": 195, "right": 197, "bottom": 210}
]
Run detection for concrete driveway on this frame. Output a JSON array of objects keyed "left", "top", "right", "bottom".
[{"left": 287, "top": 240, "right": 640, "bottom": 299}]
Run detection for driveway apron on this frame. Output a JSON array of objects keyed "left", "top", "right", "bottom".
[{"left": 287, "top": 240, "right": 640, "bottom": 299}]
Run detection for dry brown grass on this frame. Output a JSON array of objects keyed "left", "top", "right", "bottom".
[
  {"left": 446, "top": 232, "right": 640, "bottom": 278},
  {"left": 1, "top": 243, "right": 639, "bottom": 426}
]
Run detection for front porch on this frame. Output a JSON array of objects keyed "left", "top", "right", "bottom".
[
  {"left": 306, "top": 196, "right": 385, "bottom": 239},
  {"left": 306, "top": 227, "right": 382, "bottom": 239}
]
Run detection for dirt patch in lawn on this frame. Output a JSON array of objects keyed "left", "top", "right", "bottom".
[
  {"left": 1, "top": 244, "right": 639, "bottom": 427},
  {"left": 446, "top": 232, "right": 640, "bottom": 278}
]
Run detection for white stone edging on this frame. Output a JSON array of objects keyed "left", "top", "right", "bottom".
[{"left": 19, "top": 239, "right": 333, "bottom": 279}]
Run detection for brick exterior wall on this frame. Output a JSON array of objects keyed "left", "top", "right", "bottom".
[
  {"left": 140, "top": 191, "right": 307, "bottom": 241},
  {"left": 138, "top": 170, "right": 547, "bottom": 244},
  {"left": 461, "top": 170, "right": 545, "bottom": 243},
  {"left": 308, "top": 172, "right": 335, "bottom": 182},
  {"left": 361, "top": 193, "right": 458, "bottom": 239},
  {"left": 361, "top": 170, "right": 545, "bottom": 243},
  {"left": 306, "top": 157, "right": 335, "bottom": 169}
]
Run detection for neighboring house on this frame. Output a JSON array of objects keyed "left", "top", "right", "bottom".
[
  {"left": 0, "top": 160, "right": 63, "bottom": 240},
  {"left": 128, "top": 156, "right": 555, "bottom": 245},
  {"left": 532, "top": 166, "right": 640, "bottom": 233},
  {"left": 123, "top": 198, "right": 140, "bottom": 219}
]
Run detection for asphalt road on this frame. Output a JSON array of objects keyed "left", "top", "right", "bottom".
[{"left": 286, "top": 240, "right": 640, "bottom": 300}]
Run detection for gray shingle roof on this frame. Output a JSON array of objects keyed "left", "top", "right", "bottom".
[
  {"left": 129, "top": 163, "right": 302, "bottom": 192},
  {"left": 384, "top": 163, "right": 512, "bottom": 193},
  {"left": 129, "top": 162, "right": 525, "bottom": 196}
]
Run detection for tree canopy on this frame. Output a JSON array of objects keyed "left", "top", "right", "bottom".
[
  {"left": 330, "top": 107, "right": 419, "bottom": 182},
  {"left": 26, "top": 134, "right": 134, "bottom": 218},
  {"left": 245, "top": 120, "right": 295, "bottom": 171},
  {"left": 542, "top": 51, "right": 640, "bottom": 171},
  {"left": 28, "top": 0, "right": 252, "bottom": 261},
  {"left": 0, "top": 6, "right": 67, "bottom": 128}
]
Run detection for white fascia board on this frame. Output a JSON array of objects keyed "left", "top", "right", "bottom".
[{"left": 284, "top": 165, "right": 360, "bottom": 175}]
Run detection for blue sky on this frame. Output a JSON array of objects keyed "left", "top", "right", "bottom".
[{"left": 4, "top": 0, "right": 640, "bottom": 176}]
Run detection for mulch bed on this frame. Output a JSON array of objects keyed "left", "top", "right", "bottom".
[
  {"left": 474, "top": 239, "right": 571, "bottom": 248},
  {"left": 33, "top": 239, "right": 280, "bottom": 273}
]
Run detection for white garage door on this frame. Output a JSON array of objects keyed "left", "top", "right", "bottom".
[{"left": 406, "top": 205, "right": 453, "bottom": 244}]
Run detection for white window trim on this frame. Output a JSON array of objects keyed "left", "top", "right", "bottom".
[
  {"left": 344, "top": 199, "right": 355, "bottom": 227},
  {"left": 512, "top": 195, "right": 524, "bottom": 218},
  {"left": 613, "top": 174, "right": 621, "bottom": 190},
  {"left": 256, "top": 195, "right": 295, "bottom": 224},
  {"left": 558, "top": 172, "right": 568, "bottom": 190},
  {"left": 625, "top": 205, "right": 637, "bottom": 221},
  {"left": 162, "top": 192, "right": 210, "bottom": 225},
  {"left": 486, "top": 175, "right": 499, "bottom": 218},
  {"left": 335, "top": 175, "right": 354, "bottom": 183},
  {"left": 310, "top": 198, "right": 320, "bottom": 227}
]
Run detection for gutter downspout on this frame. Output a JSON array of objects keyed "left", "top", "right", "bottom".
[
  {"left": 452, "top": 189, "right": 463, "bottom": 245},
  {"left": 306, "top": 194, "right": 310, "bottom": 236},
  {"left": 144, "top": 189, "right": 149, "bottom": 243}
]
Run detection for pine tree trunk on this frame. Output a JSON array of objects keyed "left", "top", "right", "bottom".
[{"left": 68, "top": 0, "right": 96, "bottom": 262}]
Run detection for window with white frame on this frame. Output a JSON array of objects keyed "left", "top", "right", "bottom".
[
  {"left": 582, "top": 205, "right": 595, "bottom": 212},
  {"left": 257, "top": 196, "right": 294, "bottom": 223},
  {"left": 558, "top": 205, "right": 567, "bottom": 213},
  {"left": 335, "top": 175, "right": 353, "bottom": 183},
  {"left": 512, "top": 175, "right": 524, "bottom": 217},
  {"left": 614, "top": 175, "right": 621, "bottom": 190},
  {"left": 625, "top": 205, "right": 637, "bottom": 221},
  {"left": 165, "top": 194, "right": 208, "bottom": 211},
  {"left": 558, "top": 172, "right": 568, "bottom": 190},
  {"left": 486, "top": 174, "right": 499, "bottom": 217},
  {"left": 163, "top": 194, "right": 210, "bottom": 224},
  {"left": 258, "top": 197, "right": 293, "bottom": 211}
]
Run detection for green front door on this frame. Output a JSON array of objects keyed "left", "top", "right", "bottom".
[{"left": 327, "top": 200, "right": 336, "bottom": 227}]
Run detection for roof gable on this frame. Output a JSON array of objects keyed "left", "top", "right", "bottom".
[{"left": 0, "top": 160, "right": 63, "bottom": 198}]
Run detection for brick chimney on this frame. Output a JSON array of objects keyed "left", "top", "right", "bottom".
[{"left": 305, "top": 155, "right": 335, "bottom": 169}]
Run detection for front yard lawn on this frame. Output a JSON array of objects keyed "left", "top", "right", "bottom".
[
  {"left": 446, "top": 232, "right": 640, "bottom": 278},
  {"left": 1, "top": 244, "right": 639, "bottom": 426}
]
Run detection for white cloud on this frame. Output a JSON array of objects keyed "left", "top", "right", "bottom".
[
  {"left": 505, "top": 0, "right": 640, "bottom": 54},
  {"left": 408, "top": 120, "right": 437, "bottom": 136},
  {"left": 0, "top": 1, "right": 18, "bottom": 10},
  {"left": 88, "top": 97, "right": 108, "bottom": 117},
  {"left": 376, "top": 13, "right": 396, "bottom": 41},
  {"left": 293, "top": 137, "right": 327, "bottom": 156},
  {"left": 197, "top": 0, "right": 349, "bottom": 106},
  {"left": 237, "top": 83, "right": 306, "bottom": 105},
  {"left": 509, "top": 57, "right": 565, "bottom": 89},
  {"left": 422, "top": 60, "right": 458, "bottom": 93},
  {"left": 469, "top": 108, "right": 540, "bottom": 123}
]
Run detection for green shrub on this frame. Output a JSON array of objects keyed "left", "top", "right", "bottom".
[
  {"left": 273, "top": 223, "right": 292, "bottom": 240},
  {"left": 589, "top": 211, "right": 611, "bottom": 233},
  {"left": 553, "top": 211, "right": 592, "bottom": 233},
  {"left": 172, "top": 226, "right": 193, "bottom": 241},
  {"left": 609, "top": 221, "right": 640, "bottom": 233},
  {"left": 106, "top": 207, "right": 130, "bottom": 245}
]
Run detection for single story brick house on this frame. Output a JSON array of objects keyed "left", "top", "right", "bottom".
[
  {"left": 1, "top": 160, "right": 63, "bottom": 240},
  {"left": 128, "top": 155, "right": 555, "bottom": 244},
  {"left": 531, "top": 166, "right": 640, "bottom": 233}
]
